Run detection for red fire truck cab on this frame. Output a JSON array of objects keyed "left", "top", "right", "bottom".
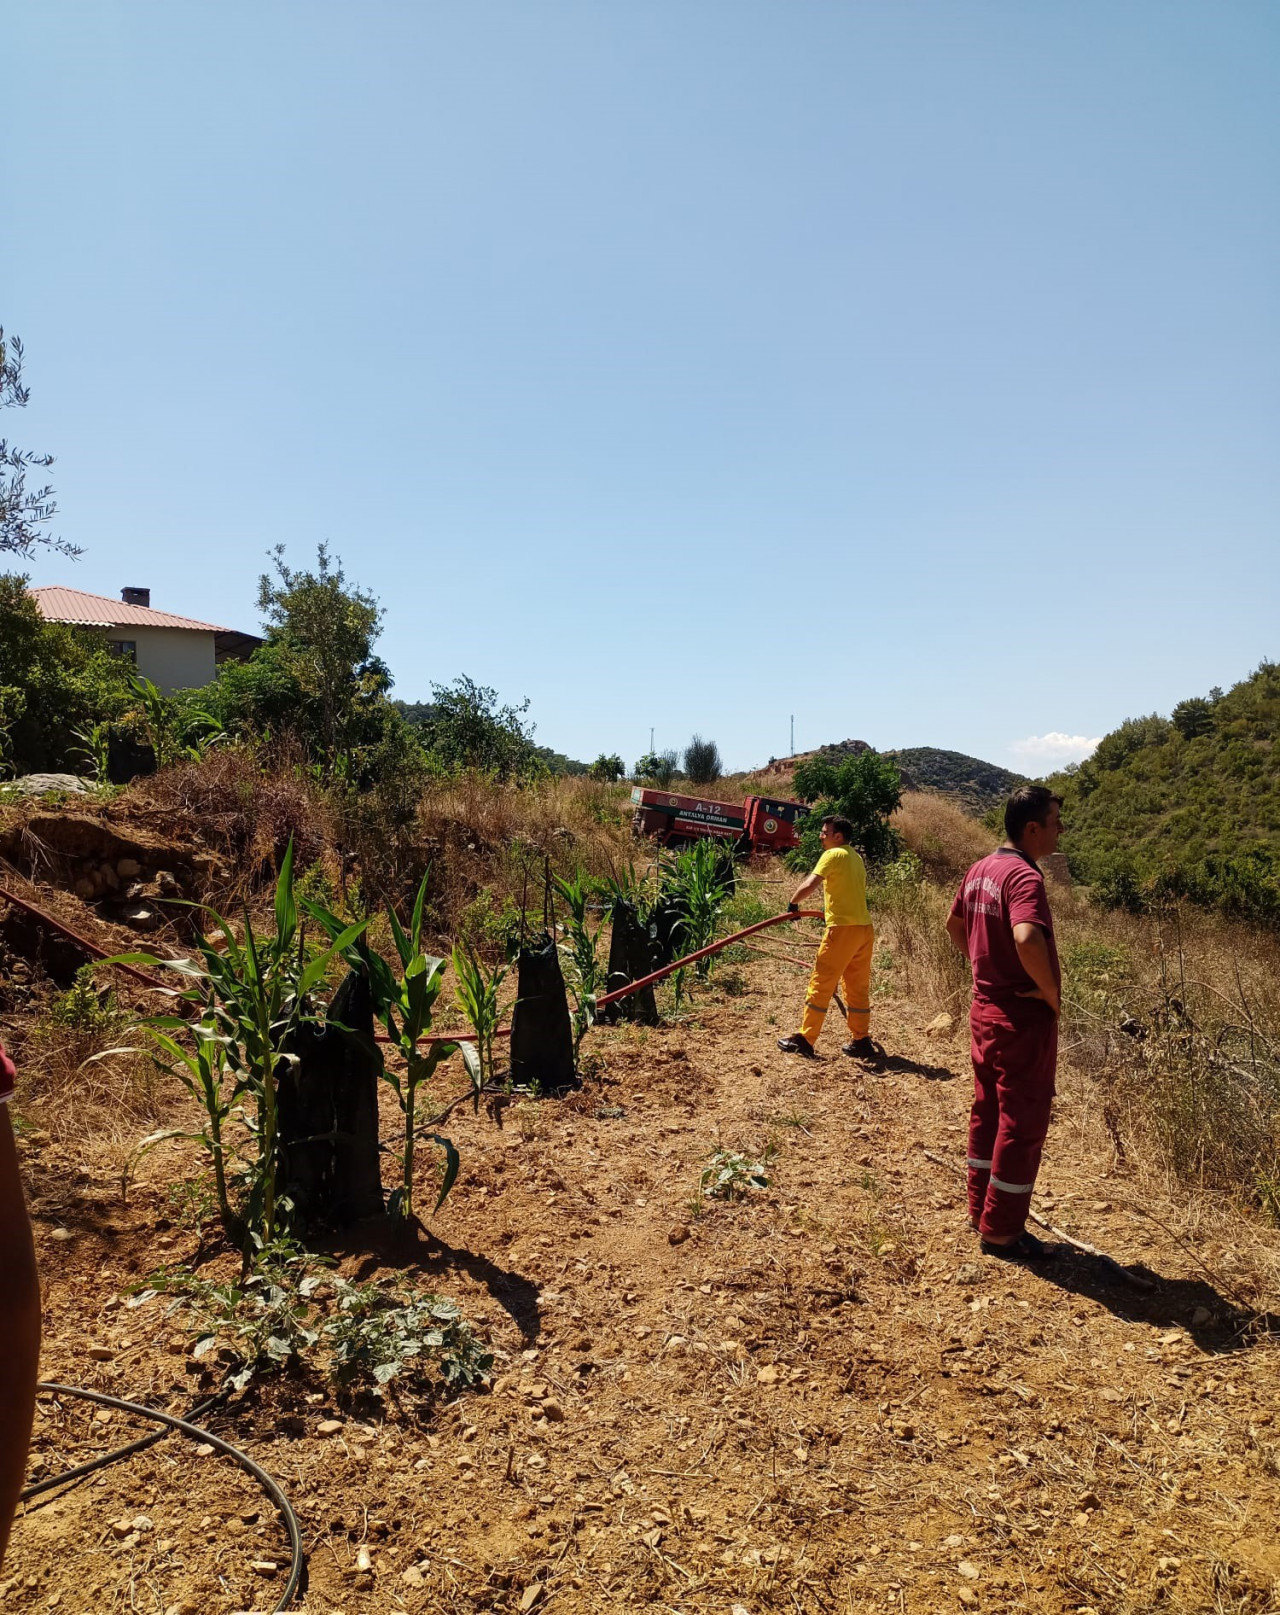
[{"left": 630, "top": 786, "right": 809, "bottom": 854}]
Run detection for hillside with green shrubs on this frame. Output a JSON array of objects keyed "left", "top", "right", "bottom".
[
  {"left": 885, "top": 746, "right": 1026, "bottom": 814},
  {"left": 1050, "top": 660, "right": 1280, "bottom": 927}
]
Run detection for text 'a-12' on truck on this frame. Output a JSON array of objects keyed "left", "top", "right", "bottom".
[{"left": 629, "top": 786, "right": 809, "bottom": 854}]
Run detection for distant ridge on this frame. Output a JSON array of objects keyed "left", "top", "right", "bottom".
[
  {"left": 750, "top": 740, "right": 1023, "bottom": 816},
  {"left": 886, "top": 748, "right": 1027, "bottom": 815}
]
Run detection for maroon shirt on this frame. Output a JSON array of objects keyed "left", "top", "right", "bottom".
[
  {"left": 949, "top": 848, "right": 1060, "bottom": 1005},
  {"left": 0, "top": 1040, "right": 14, "bottom": 1104}
]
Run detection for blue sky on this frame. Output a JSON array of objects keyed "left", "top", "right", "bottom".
[{"left": 5, "top": 2, "right": 1277, "bottom": 774}]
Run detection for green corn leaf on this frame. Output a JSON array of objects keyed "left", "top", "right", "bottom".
[{"left": 427, "top": 1132, "right": 460, "bottom": 1211}]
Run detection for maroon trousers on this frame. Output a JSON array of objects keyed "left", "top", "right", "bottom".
[{"left": 966, "top": 996, "right": 1057, "bottom": 1241}]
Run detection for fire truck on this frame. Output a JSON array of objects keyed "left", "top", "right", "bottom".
[{"left": 629, "top": 786, "right": 809, "bottom": 854}]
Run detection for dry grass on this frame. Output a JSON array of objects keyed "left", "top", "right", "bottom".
[
  {"left": 132, "top": 740, "right": 333, "bottom": 901},
  {"left": 893, "top": 789, "right": 992, "bottom": 882},
  {"left": 11, "top": 972, "right": 165, "bottom": 1147}
]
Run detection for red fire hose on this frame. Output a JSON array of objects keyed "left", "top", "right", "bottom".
[{"left": 404, "top": 906, "right": 824, "bottom": 1045}]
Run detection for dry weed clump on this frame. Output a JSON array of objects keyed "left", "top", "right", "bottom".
[
  {"left": 870, "top": 864, "right": 972, "bottom": 1017},
  {"left": 12, "top": 968, "right": 164, "bottom": 1145},
  {"left": 135, "top": 743, "right": 332, "bottom": 899},
  {"left": 893, "top": 789, "right": 992, "bottom": 883},
  {"left": 1053, "top": 892, "right": 1280, "bottom": 1223}
]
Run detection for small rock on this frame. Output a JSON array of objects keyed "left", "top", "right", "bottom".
[
  {"left": 317, "top": 1419, "right": 343, "bottom": 1436},
  {"left": 756, "top": 1364, "right": 780, "bottom": 1385},
  {"left": 1076, "top": 1491, "right": 1101, "bottom": 1512},
  {"left": 110, "top": 1518, "right": 134, "bottom": 1539},
  {"left": 87, "top": 1344, "right": 114, "bottom": 1361},
  {"left": 667, "top": 1224, "right": 691, "bottom": 1246},
  {"left": 1091, "top": 1200, "right": 1112, "bottom": 1213},
  {"left": 120, "top": 903, "right": 162, "bottom": 932},
  {"left": 49, "top": 1228, "right": 73, "bottom": 1243},
  {"left": 540, "top": 1398, "right": 566, "bottom": 1422},
  {"left": 952, "top": 1263, "right": 982, "bottom": 1286},
  {"left": 519, "top": 1584, "right": 544, "bottom": 1612},
  {"left": 131, "top": 1516, "right": 153, "bottom": 1534},
  {"left": 116, "top": 858, "right": 142, "bottom": 878},
  {"left": 957, "top": 1590, "right": 979, "bottom": 1608},
  {"left": 354, "top": 1546, "right": 373, "bottom": 1573},
  {"left": 957, "top": 1560, "right": 980, "bottom": 1581},
  {"left": 925, "top": 1012, "right": 954, "bottom": 1038},
  {"left": 401, "top": 1564, "right": 427, "bottom": 1587},
  {"left": 250, "top": 1561, "right": 278, "bottom": 1576},
  {"left": 1191, "top": 1305, "right": 1212, "bottom": 1327}
]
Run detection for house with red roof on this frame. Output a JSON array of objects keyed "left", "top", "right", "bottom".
[{"left": 31, "top": 585, "right": 261, "bottom": 693}]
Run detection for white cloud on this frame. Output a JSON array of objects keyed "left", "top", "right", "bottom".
[{"left": 1009, "top": 732, "right": 1102, "bottom": 764}]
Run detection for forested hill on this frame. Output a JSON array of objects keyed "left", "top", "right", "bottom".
[
  {"left": 1050, "top": 660, "right": 1280, "bottom": 926},
  {"left": 886, "top": 747, "right": 1026, "bottom": 814}
]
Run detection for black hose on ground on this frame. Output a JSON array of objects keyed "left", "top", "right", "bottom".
[
  {"left": 24, "top": 1383, "right": 305, "bottom": 1612},
  {"left": 20, "top": 1385, "right": 228, "bottom": 1502}
]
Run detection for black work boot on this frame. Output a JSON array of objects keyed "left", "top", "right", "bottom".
[
  {"left": 980, "top": 1230, "right": 1057, "bottom": 1263},
  {"left": 841, "top": 1036, "right": 882, "bottom": 1064},
  {"left": 776, "top": 1034, "right": 816, "bottom": 1058}
]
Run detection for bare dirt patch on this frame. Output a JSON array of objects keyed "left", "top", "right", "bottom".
[{"left": 6, "top": 929, "right": 1280, "bottom": 1614}]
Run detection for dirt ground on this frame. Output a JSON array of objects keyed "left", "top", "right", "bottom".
[{"left": 6, "top": 915, "right": 1280, "bottom": 1615}]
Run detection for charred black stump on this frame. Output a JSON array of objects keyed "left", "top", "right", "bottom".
[
  {"left": 277, "top": 968, "right": 385, "bottom": 1228},
  {"left": 509, "top": 932, "right": 577, "bottom": 1093}
]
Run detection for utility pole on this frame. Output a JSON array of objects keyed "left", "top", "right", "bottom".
[
  {"left": 790, "top": 714, "right": 794, "bottom": 756},
  {"left": 649, "top": 726, "right": 654, "bottom": 755}
]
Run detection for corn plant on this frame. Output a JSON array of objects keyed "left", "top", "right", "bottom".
[
  {"left": 71, "top": 720, "right": 112, "bottom": 784},
  {"left": 304, "top": 871, "right": 459, "bottom": 1225},
  {"left": 127, "top": 671, "right": 225, "bottom": 768},
  {"left": 553, "top": 869, "right": 604, "bottom": 1060},
  {"left": 106, "top": 841, "right": 368, "bottom": 1250},
  {"left": 451, "top": 943, "right": 508, "bottom": 1108},
  {"left": 658, "top": 838, "right": 734, "bottom": 1005}
]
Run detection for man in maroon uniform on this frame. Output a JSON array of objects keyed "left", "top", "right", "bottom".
[
  {"left": 0, "top": 1040, "right": 40, "bottom": 1567},
  {"left": 946, "top": 786, "right": 1063, "bottom": 1262}
]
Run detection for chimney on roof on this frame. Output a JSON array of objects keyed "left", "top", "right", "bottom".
[{"left": 121, "top": 586, "right": 150, "bottom": 608}]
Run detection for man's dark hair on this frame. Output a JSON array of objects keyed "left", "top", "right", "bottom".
[
  {"left": 1004, "top": 785, "right": 1062, "bottom": 844},
  {"left": 822, "top": 815, "right": 855, "bottom": 844}
]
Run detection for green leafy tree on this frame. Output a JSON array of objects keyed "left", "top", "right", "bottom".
[
  {"left": 411, "top": 675, "right": 542, "bottom": 780},
  {"left": 683, "top": 735, "right": 723, "bottom": 786},
  {"left": 0, "top": 573, "right": 134, "bottom": 774},
  {"left": 788, "top": 748, "right": 903, "bottom": 869},
  {"left": 634, "top": 749, "right": 680, "bottom": 788},
  {"left": 587, "top": 752, "right": 625, "bottom": 782},
  {"left": 255, "top": 543, "right": 389, "bottom": 779},
  {"left": 1, "top": 329, "right": 78, "bottom": 559},
  {"left": 1171, "top": 697, "right": 1215, "bottom": 741}
]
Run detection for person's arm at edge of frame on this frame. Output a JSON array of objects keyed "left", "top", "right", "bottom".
[
  {"left": 1013, "top": 922, "right": 1060, "bottom": 1016},
  {"left": 945, "top": 911, "right": 968, "bottom": 955},
  {"left": 0, "top": 1102, "right": 41, "bottom": 1568}
]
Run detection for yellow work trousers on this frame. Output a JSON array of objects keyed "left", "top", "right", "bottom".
[{"left": 799, "top": 923, "right": 874, "bottom": 1046}]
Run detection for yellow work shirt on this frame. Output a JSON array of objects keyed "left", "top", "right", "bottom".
[{"left": 814, "top": 845, "right": 870, "bottom": 927}]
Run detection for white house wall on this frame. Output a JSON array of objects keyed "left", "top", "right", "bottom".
[{"left": 106, "top": 627, "right": 217, "bottom": 692}]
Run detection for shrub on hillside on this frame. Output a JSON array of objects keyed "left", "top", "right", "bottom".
[
  {"left": 788, "top": 747, "right": 902, "bottom": 869},
  {"left": 1054, "top": 661, "right": 1280, "bottom": 928},
  {"left": 683, "top": 735, "right": 723, "bottom": 786}
]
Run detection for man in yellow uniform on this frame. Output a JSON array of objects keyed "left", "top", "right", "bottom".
[{"left": 776, "top": 815, "right": 877, "bottom": 1061}]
